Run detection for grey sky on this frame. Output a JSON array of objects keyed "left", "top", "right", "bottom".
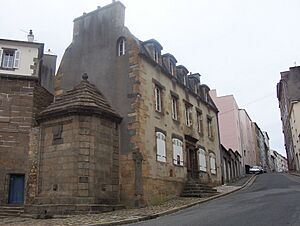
[{"left": 2, "top": 0, "right": 300, "bottom": 157}]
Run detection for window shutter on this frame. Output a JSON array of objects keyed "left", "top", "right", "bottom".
[
  {"left": 199, "top": 149, "right": 207, "bottom": 172},
  {"left": 13, "top": 50, "right": 20, "bottom": 68},
  {"left": 156, "top": 132, "right": 166, "bottom": 162},
  {"left": 0, "top": 49, "right": 3, "bottom": 66},
  {"left": 210, "top": 153, "right": 216, "bottom": 174},
  {"left": 189, "top": 109, "right": 193, "bottom": 126},
  {"left": 179, "top": 144, "right": 183, "bottom": 166},
  {"left": 173, "top": 140, "right": 177, "bottom": 165},
  {"left": 172, "top": 138, "right": 183, "bottom": 166}
]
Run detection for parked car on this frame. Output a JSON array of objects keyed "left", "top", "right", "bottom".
[{"left": 249, "top": 165, "right": 263, "bottom": 174}]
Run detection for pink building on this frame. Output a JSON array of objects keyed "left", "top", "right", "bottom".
[{"left": 210, "top": 90, "right": 244, "bottom": 174}]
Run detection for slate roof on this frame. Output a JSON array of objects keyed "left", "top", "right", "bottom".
[{"left": 38, "top": 74, "right": 122, "bottom": 123}]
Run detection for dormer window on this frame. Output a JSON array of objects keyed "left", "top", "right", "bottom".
[
  {"left": 0, "top": 48, "right": 20, "bottom": 69},
  {"left": 154, "top": 48, "right": 159, "bottom": 63},
  {"left": 169, "top": 61, "right": 175, "bottom": 75},
  {"left": 117, "top": 37, "right": 126, "bottom": 56}
]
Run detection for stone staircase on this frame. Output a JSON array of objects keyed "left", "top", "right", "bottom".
[
  {"left": 181, "top": 180, "right": 219, "bottom": 198},
  {"left": 0, "top": 206, "right": 24, "bottom": 218}
]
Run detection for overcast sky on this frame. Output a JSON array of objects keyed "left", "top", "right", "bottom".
[{"left": 2, "top": 0, "right": 300, "bottom": 157}]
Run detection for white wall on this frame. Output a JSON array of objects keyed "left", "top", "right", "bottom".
[{"left": 0, "top": 42, "right": 39, "bottom": 76}]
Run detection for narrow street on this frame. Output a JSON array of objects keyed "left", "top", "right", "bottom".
[{"left": 129, "top": 173, "right": 300, "bottom": 226}]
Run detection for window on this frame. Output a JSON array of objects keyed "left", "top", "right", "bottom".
[
  {"left": 183, "top": 75, "right": 187, "bottom": 86},
  {"left": 172, "top": 138, "right": 183, "bottom": 166},
  {"left": 198, "top": 149, "right": 207, "bottom": 172},
  {"left": 209, "top": 152, "right": 216, "bottom": 174},
  {"left": 169, "top": 60, "right": 175, "bottom": 75},
  {"left": 204, "top": 91, "right": 208, "bottom": 102},
  {"left": 156, "top": 131, "right": 166, "bottom": 162},
  {"left": 154, "top": 86, "right": 162, "bottom": 112},
  {"left": 185, "top": 105, "right": 192, "bottom": 127},
  {"left": 52, "top": 125, "right": 63, "bottom": 145},
  {"left": 207, "top": 117, "right": 213, "bottom": 138},
  {"left": 171, "top": 96, "right": 178, "bottom": 120},
  {"left": 197, "top": 111, "right": 203, "bottom": 134},
  {"left": 117, "top": 38, "right": 126, "bottom": 56},
  {"left": 154, "top": 48, "right": 159, "bottom": 63},
  {"left": 0, "top": 49, "right": 20, "bottom": 69}
]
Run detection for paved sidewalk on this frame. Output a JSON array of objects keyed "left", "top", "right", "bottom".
[{"left": 0, "top": 175, "right": 255, "bottom": 226}]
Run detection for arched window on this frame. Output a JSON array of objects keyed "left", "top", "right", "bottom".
[
  {"left": 172, "top": 138, "right": 183, "bottom": 166},
  {"left": 198, "top": 149, "right": 206, "bottom": 172},
  {"left": 209, "top": 152, "right": 216, "bottom": 174},
  {"left": 117, "top": 37, "right": 126, "bottom": 56},
  {"left": 156, "top": 131, "right": 166, "bottom": 162}
]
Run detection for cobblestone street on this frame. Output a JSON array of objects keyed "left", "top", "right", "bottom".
[{"left": 0, "top": 175, "right": 252, "bottom": 226}]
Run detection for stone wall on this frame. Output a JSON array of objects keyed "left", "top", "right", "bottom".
[
  {"left": 0, "top": 74, "right": 53, "bottom": 205},
  {"left": 35, "top": 115, "right": 120, "bottom": 206}
]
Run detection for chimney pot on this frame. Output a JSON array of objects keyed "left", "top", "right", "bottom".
[{"left": 27, "top": 29, "right": 34, "bottom": 42}]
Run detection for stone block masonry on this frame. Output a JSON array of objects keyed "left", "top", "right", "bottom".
[{"left": 0, "top": 74, "right": 53, "bottom": 205}]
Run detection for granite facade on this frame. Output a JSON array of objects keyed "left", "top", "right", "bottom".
[{"left": 0, "top": 74, "right": 53, "bottom": 205}]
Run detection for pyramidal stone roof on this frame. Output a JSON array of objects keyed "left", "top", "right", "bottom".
[{"left": 38, "top": 74, "right": 122, "bottom": 123}]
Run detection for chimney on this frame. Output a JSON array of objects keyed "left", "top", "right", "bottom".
[{"left": 27, "top": 29, "right": 34, "bottom": 42}]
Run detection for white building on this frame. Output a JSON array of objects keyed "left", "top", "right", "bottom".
[{"left": 0, "top": 30, "right": 56, "bottom": 93}]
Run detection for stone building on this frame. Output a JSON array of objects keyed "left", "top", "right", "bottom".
[
  {"left": 277, "top": 66, "right": 300, "bottom": 171},
  {"left": 289, "top": 101, "right": 300, "bottom": 171},
  {"left": 25, "top": 74, "right": 123, "bottom": 215},
  {"left": 271, "top": 150, "right": 288, "bottom": 172},
  {"left": 55, "top": 1, "right": 222, "bottom": 207},
  {"left": 0, "top": 36, "right": 56, "bottom": 205}
]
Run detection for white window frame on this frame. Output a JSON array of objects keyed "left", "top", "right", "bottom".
[
  {"left": 1, "top": 49, "right": 21, "bottom": 69},
  {"left": 208, "top": 117, "right": 213, "bottom": 138},
  {"left": 198, "top": 149, "right": 207, "bottom": 172},
  {"left": 209, "top": 152, "right": 216, "bottom": 174},
  {"left": 0, "top": 49, "right": 3, "bottom": 67},
  {"left": 197, "top": 111, "right": 203, "bottom": 133},
  {"left": 154, "top": 48, "right": 159, "bottom": 63},
  {"left": 171, "top": 96, "right": 178, "bottom": 120},
  {"left": 185, "top": 105, "right": 192, "bottom": 127},
  {"left": 156, "top": 131, "right": 166, "bottom": 162},
  {"left": 169, "top": 61, "right": 174, "bottom": 75},
  {"left": 155, "top": 86, "right": 162, "bottom": 112},
  {"left": 118, "top": 38, "right": 126, "bottom": 56},
  {"left": 172, "top": 138, "right": 183, "bottom": 166}
]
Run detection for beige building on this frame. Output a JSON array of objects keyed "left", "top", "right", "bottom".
[
  {"left": 55, "top": 2, "right": 222, "bottom": 207},
  {"left": 289, "top": 101, "right": 300, "bottom": 171}
]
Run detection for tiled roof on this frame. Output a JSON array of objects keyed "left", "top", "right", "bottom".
[{"left": 38, "top": 74, "right": 122, "bottom": 123}]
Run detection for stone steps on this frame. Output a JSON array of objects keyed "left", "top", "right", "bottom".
[
  {"left": 0, "top": 206, "right": 24, "bottom": 218},
  {"left": 184, "top": 185, "right": 217, "bottom": 192},
  {"left": 181, "top": 180, "right": 219, "bottom": 198}
]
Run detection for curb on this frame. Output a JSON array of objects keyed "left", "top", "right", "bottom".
[
  {"left": 92, "top": 174, "right": 257, "bottom": 226},
  {"left": 289, "top": 172, "right": 300, "bottom": 177}
]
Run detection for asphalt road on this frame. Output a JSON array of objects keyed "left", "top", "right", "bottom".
[{"left": 128, "top": 173, "right": 300, "bottom": 226}]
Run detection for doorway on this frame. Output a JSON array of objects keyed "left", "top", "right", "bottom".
[
  {"left": 187, "top": 147, "right": 199, "bottom": 179},
  {"left": 8, "top": 174, "right": 25, "bottom": 204}
]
